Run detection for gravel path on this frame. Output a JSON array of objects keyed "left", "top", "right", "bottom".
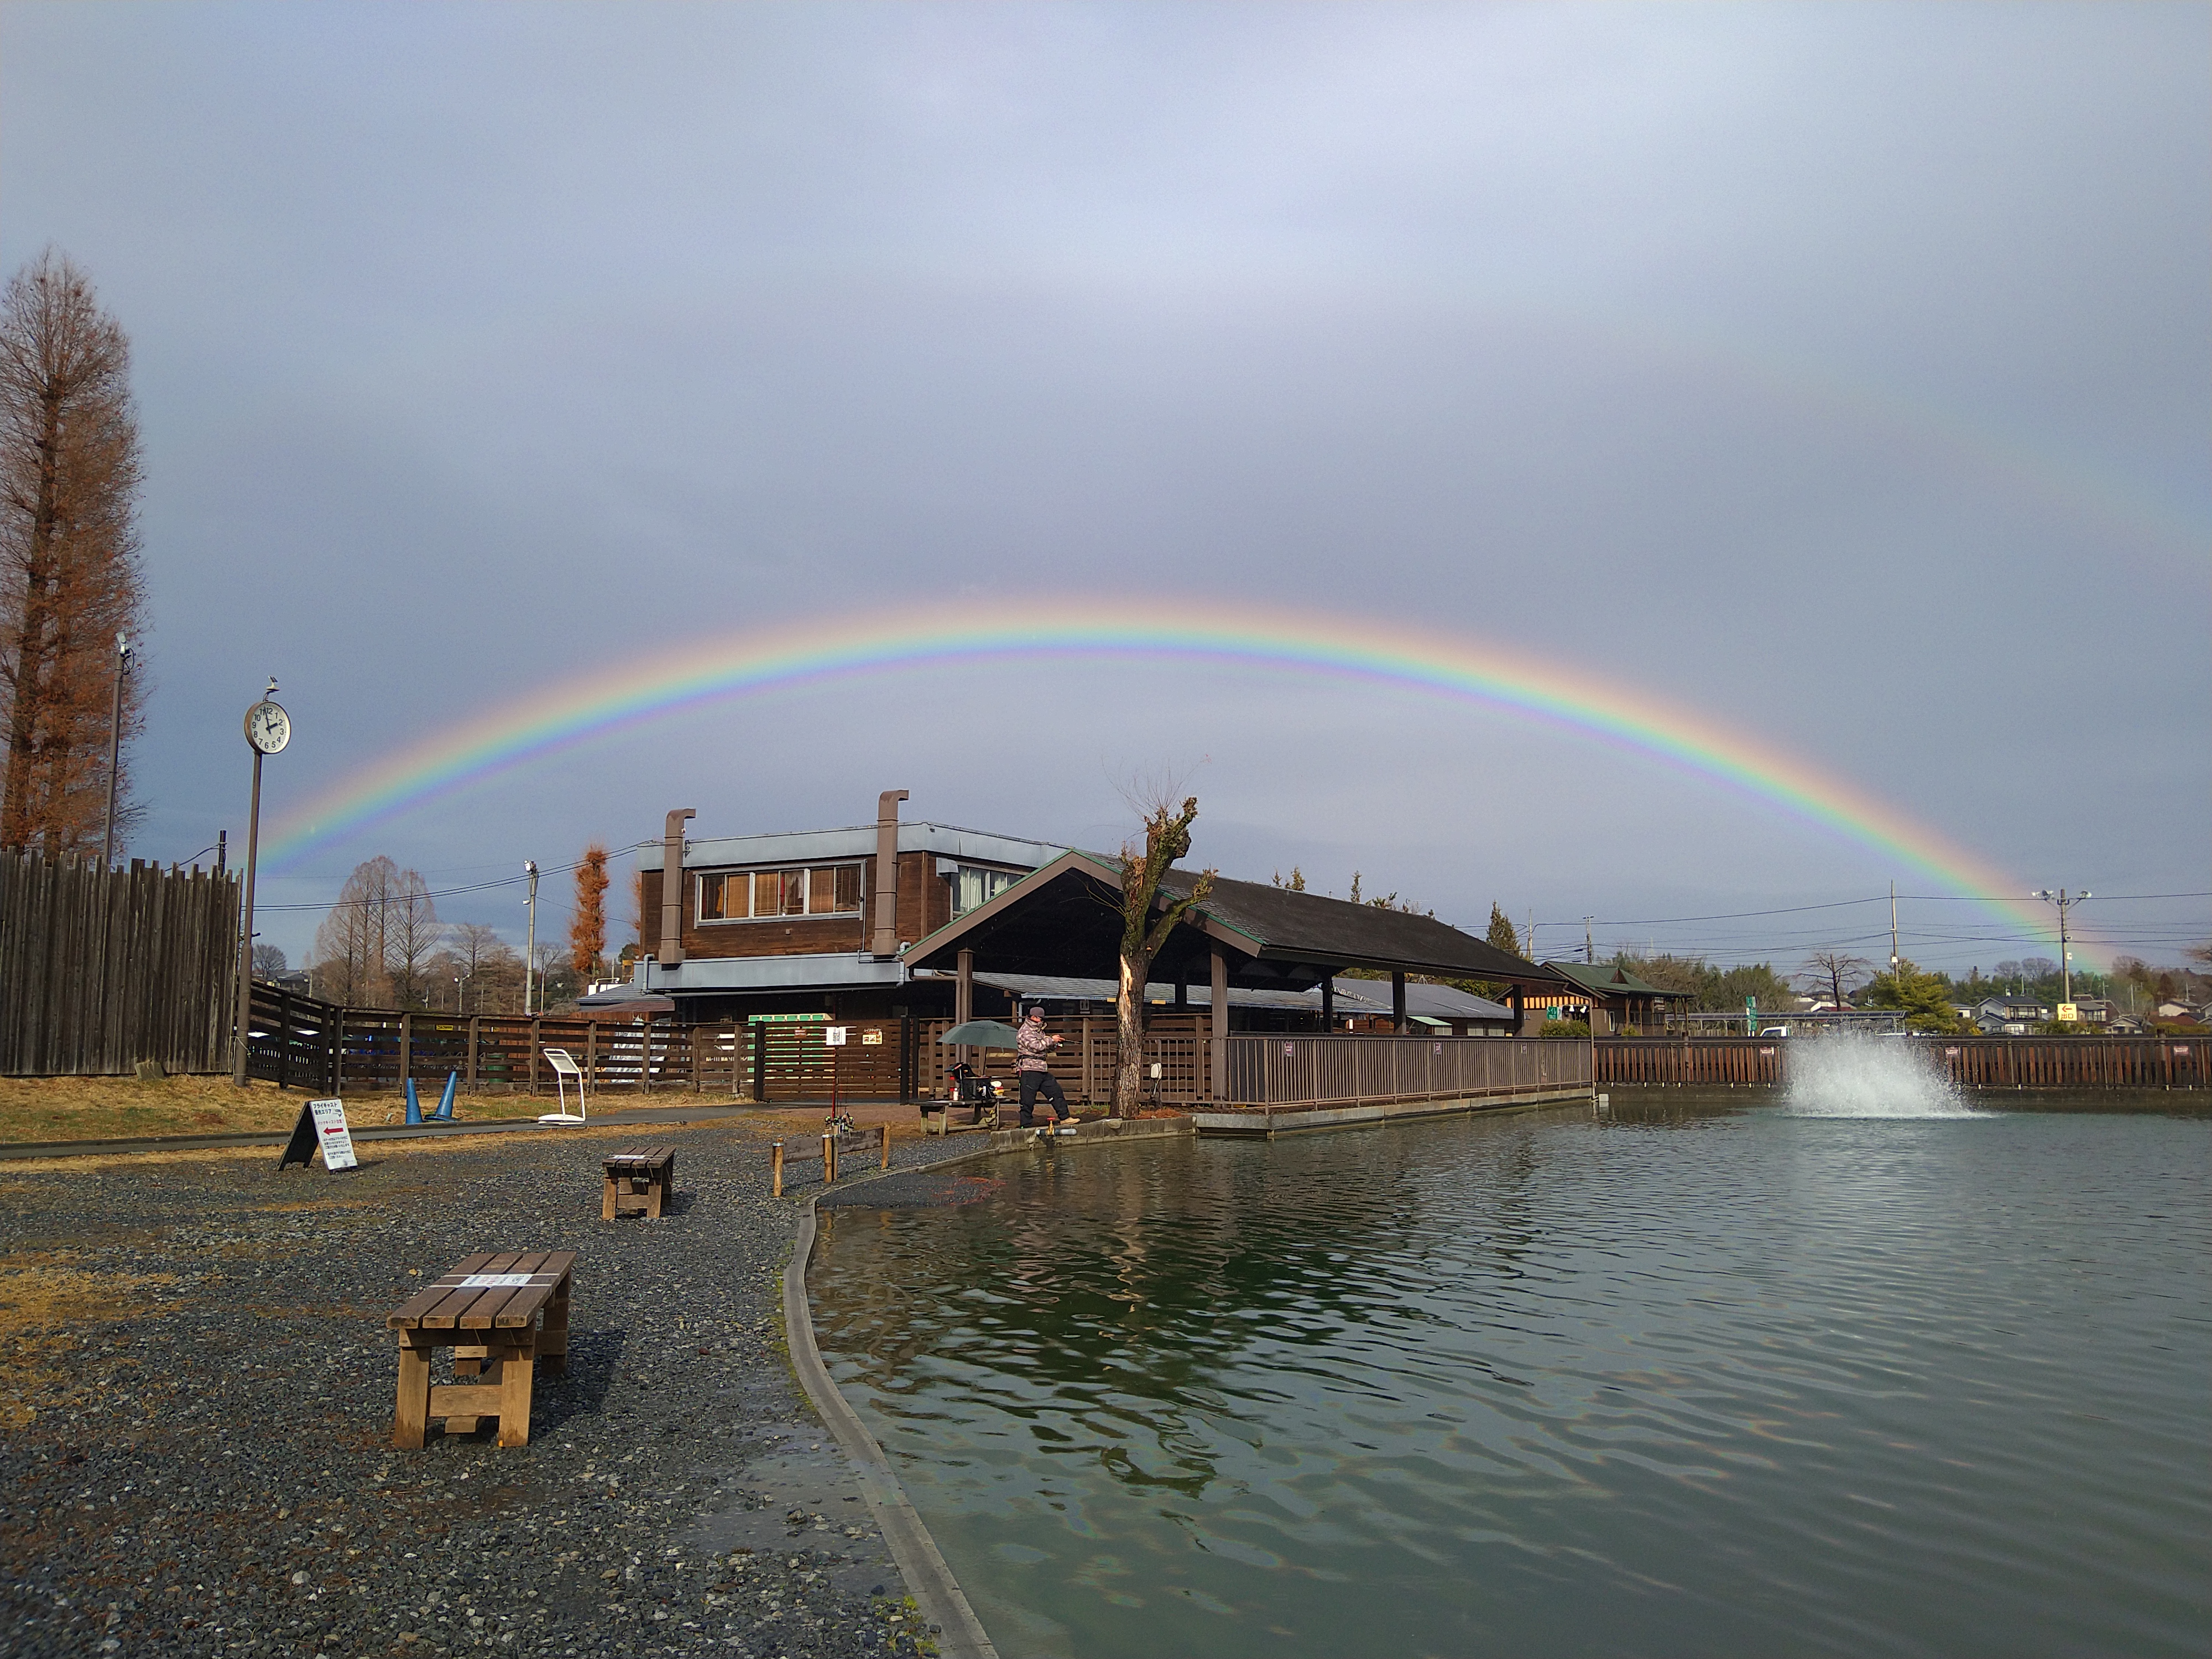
[{"left": 0, "top": 1114, "right": 977, "bottom": 1659}]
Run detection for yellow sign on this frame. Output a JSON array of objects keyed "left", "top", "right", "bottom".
[
  {"left": 861, "top": 1029, "right": 884, "bottom": 1046},
  {"left": 2057, "top": 1003, "right": 2077, "bottom": 1023}
]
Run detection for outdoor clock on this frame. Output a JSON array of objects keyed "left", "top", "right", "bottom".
[{"left": 246, "top": 698, "right": 291, "bottom": 755}]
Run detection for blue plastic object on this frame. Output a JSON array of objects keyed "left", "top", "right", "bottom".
[
  {"left": 433, "top": 1072, "right": 457, "bottom": 1121},
  {"left": 404, "top": 1077, "right": 423, "bottom": 1125}
]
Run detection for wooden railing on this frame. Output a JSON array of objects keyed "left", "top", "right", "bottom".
[
  {"left": 1221, "top": 1033, "right": 1591, "bottom": 1107},
  {"left": 1596, "top": 1035, "right": 2205, "bottom": 1090}
]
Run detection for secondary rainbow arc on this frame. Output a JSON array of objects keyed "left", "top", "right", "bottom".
[{"left": 263, "top": 598, "right": 2056, "bottom": 947}]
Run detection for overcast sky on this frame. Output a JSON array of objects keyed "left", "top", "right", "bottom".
[{"left": 3, "top": 1, "right": 2205, "bottom": 975}]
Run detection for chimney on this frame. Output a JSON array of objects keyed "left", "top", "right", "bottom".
[
  {"left": 871, "top": 790, "right": 909, "bottom": 958},
  {"left": 659, "top": 808, "right": 695, "bottom": 966}
]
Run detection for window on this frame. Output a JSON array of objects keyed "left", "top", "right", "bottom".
[
  {"left": 697, "top": 864, "right": 864, "bottom": 922},
  {"left": 952, "top": 865, "right": 1020, "bottom": 916}
]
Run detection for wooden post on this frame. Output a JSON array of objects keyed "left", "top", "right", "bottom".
[
  {"left": 331, "top": 1009, "right": 346, "bottom": 1095},
  {"left": 399, "top": 1010, "right": 413, "bottom": 1098},
  {"left": 750, "top": 1022, "right": 767, "bottom": 1103},
  {"left": 771, "top": 1140, "right": 785, "bottom": 1198},
  {"left": 528, "top": 1017, "right": 541, "bottom": 1094},
  {"left": 466, "top": 1015, "right": 480, "bottom": 1093},
  {"left": 1081, "top": 1016, "right": 1094, "bottom": 1105},
  {"left": 276, "top": 988, "right": 293, "bottom": 1090},
  {"left": 640, "top": 1014, "right": 654, "bottom": 1095},
  {"left": 1210, "top": 947, "right": 1228, "bottom": 1103},
  {"left": 880, "top": 1123, "right": 891, "bottom": 1169},
  {"left": 586, "top": 1021, "right": 598, "bottom": 1093},
  {"left": 822, "top": 1130, "right": 837, "bottom": 1185}
]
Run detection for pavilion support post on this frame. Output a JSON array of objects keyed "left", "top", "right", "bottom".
[
  {"left": 1209, "top": 948, "right": 1228, "bottom": 1103},
  {"left": 1392, "top": 971, "right": 1407, "bottom": 1035},
  {"left": 956, "top": 948, "right": 974, "bottom": 1073},
  {"left": 1511, "top": 985, "right": 1525, "bottom": 1037},
  {"left": 1321, "top": 976, "right": 1334, "bottom": 1031}
]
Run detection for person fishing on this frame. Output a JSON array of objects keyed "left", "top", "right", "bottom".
[{"left": 1015, "top": 1005, "right": 1071, "bottom": 1128}]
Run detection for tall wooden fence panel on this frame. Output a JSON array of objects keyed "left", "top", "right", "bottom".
[
  {"left": 1, "top": 851, "right": 238, "bottom": 1077},
  {"left": 1223, "top": 1034, "right": 1592, "bottom": 1107}
]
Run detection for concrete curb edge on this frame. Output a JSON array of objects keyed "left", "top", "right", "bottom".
[{"left": 782, "top": 1197, "right": 999, "bottom": 1659}]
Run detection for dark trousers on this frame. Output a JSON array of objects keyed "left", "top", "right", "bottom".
[{"left": 1019, "top": 1070, "right": 1067, "bottom": 1121}]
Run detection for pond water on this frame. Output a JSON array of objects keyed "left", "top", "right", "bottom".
[{"left": 809, "top": 1087, "right": 2209, "bottom": 1658}]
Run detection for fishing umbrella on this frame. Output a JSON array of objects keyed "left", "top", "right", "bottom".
[{"left": 937, "top": 1020, "right": 1024, "bottom": 1048}]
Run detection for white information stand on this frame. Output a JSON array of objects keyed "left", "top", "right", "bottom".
[
  {"left": 309, "top": 1098, "right": 358, "bottom": 1171},
  {"left": 824, "top": 1025, "right": 848, "bottom": 1046},
  {"left": 538, "top": 1047, "right": 588, "bottom": 1124}
]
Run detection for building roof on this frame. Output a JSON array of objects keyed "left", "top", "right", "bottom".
[
  {"left": 638, "top": 819, "right": 1064, "bottom": 873},
  {"left": 954, "top": 970, "right": 1514, "bottom": 1022},
  {"left": 903, "top": 851, "right": 1565, "bottom": 992},
  {"left": 1543, "top": 961, "right": 1679, "bottom": 999}
]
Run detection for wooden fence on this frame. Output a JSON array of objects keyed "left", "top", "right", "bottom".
[
  {"left": 1597, "top": 1035, "right": 2206, "bottom": 1090},
  {"left": 1, "top": 851, "right": 239, "bottom": 1077}
]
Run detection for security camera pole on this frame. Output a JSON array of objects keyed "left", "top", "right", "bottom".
[{"left": 232, "top": 680, "right": 291, "bottom": 1087}]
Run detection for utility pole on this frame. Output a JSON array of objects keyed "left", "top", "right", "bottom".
[
  {"left": 2033, "top": 888, "right": 2091, "bottom": 1012},
  {"left": 1888, "top": 882, "right": 1900, "bottom": 982},
  {"left": 523, "top": 860, "right": 540, "bottom": 1015},
  {"left": 100, "top": 632, "right": 131, "bottom": 868}
]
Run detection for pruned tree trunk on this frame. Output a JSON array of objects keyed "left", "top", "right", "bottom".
[{"left": 1112, "top": 793, "right": 1213, "bottom": 1119}]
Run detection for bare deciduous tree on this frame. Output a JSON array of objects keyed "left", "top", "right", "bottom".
[
  {"left": 1113, "top": 793, "right": 1214, "bottom": 1120},
  {"left": 384, "top": 870, "right": 441, "bottom": 1008},
  {"left": 312, "top": 855, "right": 400, "bottom": 1006},
  {"left": 1796, "top": 951, "right": 1873, "bottom": 1010},
  {"left": 0, "top": 249, "right": 146, "bottom": 854}
]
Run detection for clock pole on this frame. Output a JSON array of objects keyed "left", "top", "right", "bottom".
[{"left": 233, "top": 678, "right": 280, "bottom": 1088}]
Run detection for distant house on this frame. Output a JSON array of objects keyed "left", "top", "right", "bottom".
[
  {"left": 1974, "top": 995, "right": 2049, "bottom": 1035},
  {"left": 2067, "top": 997, "right": 2116, "bottom": 1026},
  {"left": 1532, "top": 961, "right": 1681, "bottom": 1035}
]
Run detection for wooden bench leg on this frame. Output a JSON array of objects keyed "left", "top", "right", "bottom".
[
  {"left": 646, "top": 1176, "right": 664, "bottom": 1220},
  {"left": 394, "top": 1334, "right": 432, "bottom": 1449},
  {"left": 602, "top": 1174, "right": 618, "bottom": 1221},
  {"left": 539, "top": 1293, "right": 570, "bottom": 1378},
  {"left": 497, "top": 1338, "right": 537, "bottom": 1448}
]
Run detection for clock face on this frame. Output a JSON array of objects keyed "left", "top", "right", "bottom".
[{"left": 246, "top": 700, "right": 291, "bottom": 755}]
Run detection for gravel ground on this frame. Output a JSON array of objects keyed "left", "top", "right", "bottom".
[{"left": 0, "top": 1114, "right": 977, "bottom": 1659}]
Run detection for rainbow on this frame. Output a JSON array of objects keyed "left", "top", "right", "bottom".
[{"left": 264, "top": 598, "right": 2056, "bottom": 945}]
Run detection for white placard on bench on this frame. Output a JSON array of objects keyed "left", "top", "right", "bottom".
[{"left": 458, "top": 1272, "right": 536, "bottom": 1288}]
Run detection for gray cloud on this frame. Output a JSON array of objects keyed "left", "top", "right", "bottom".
[{"left": 2, "top": 2, "right": 2203, "bottom": 970}]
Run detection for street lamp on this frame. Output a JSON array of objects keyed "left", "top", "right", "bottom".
[
  {"left": 100, "top": 632, "right": 131, "bottom": 869},
  {"left": 2033, "top": 888, "right": 2091, "bottom": 1016}
]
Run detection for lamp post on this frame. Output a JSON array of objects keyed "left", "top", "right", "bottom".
[
  {"left": 232, "top": 681, "right": 291, "bottom": 1087},
  {"left": 100, "top": 632, "right": 131, "bottom": 869},
  {"left": 2033, "top": 888, "right": 2091, "bottom": 1014},
  {"left": 523, "top": 860, "right": 540, "bottom": 1016}
]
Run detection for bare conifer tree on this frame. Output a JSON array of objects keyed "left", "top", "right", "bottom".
[
  {"left": 569, "top": 843, "right": 609, "bottom": 984},
  {"left": 384, "top": 870, "right": 441, "bottom": 1008},
  {"left": 0, "top": 249, "right": 146, "bottom": 853}
]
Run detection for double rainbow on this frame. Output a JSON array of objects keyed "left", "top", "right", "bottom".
[{"left": 264, "top": 598, "right": 2053, "bottom": 945}]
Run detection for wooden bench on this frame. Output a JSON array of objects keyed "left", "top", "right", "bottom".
[
  {"left": 770, "top": 1125, "right": 891, "bottom": 1196},
  {"left": 602, "top": 1145, "right": 676, "bottom": 1219},
  {"left": 386, "top": 1250, "right": 573, "bottom": 1448}
]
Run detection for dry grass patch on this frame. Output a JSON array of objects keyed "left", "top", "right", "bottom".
[
  {"left": 0, "top": 1074, "right": 567, "bottom": 1144},
  {"left": 0, "top": 1254, "right": 180, "bottom": 1428}
]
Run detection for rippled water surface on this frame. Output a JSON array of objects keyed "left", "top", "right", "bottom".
[{"left": 809, "top": 1098, "right": 2210, "bottom": 1657}]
